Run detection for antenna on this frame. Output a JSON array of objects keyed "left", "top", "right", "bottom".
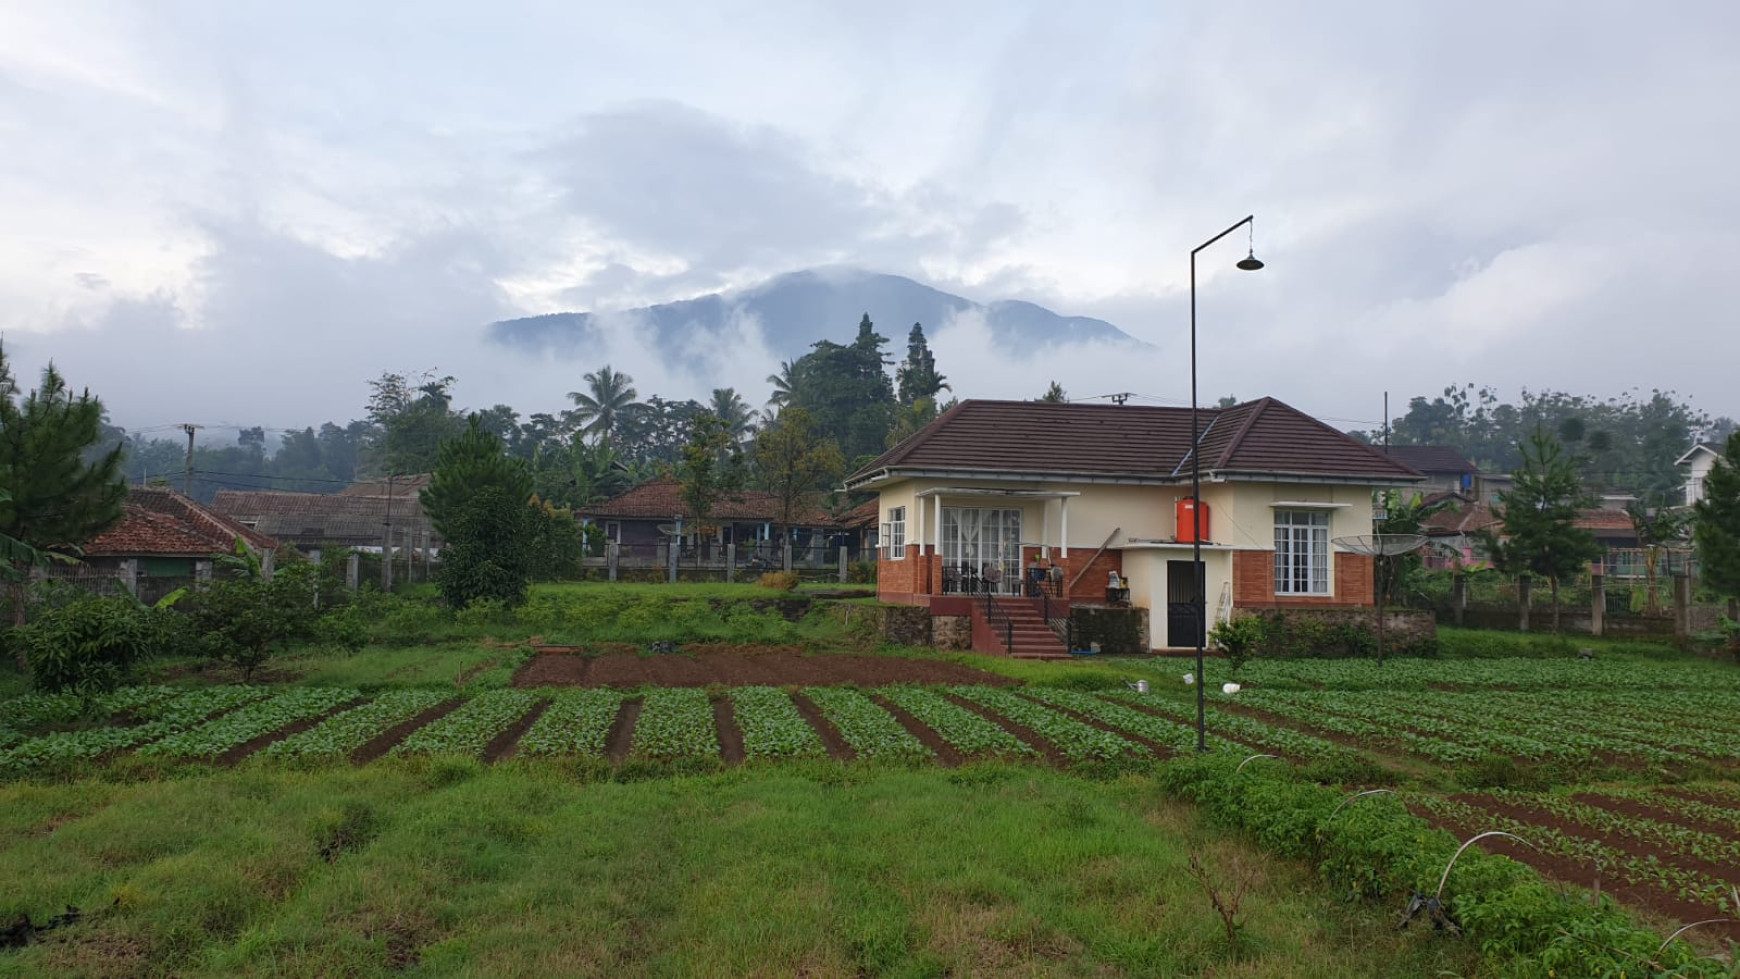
[{"left": 1110, "top": 393, "right": 1130, "bottom": 406}]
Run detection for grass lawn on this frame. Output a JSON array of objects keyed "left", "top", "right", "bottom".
[{"left": 0, "top": 762, "right": 1479, "bottom": 978}]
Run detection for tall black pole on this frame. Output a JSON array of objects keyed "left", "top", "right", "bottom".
[{"left": 1189, "top": 215, "right": 1257, "bottom": 753}]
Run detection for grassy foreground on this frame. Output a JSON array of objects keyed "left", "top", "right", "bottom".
[{"left": 0, "top": 763, "right": 1478, "bottom": 978}]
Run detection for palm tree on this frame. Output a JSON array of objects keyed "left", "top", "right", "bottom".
[
  {"left": 765, "top": 361, "right": 798, "bottom": 408},
  {"left": 709, "top": 388, "right": 756, "bottom": 443},
  {"left": 566, "top": 365, "right": 639, "bottom": 449}
]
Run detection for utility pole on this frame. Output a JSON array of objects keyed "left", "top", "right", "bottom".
[
  {"left": 179, "top": 424, "right": 202, "bottom": 497},
  {"left": 382, "top": 472, "right": 396, "bottom": 591}
]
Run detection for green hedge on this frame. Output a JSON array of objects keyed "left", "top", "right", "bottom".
[
  {"left": 1155, "top": 755, "right": 1720, "bottom": 976},
  {"left": 1437, "top": 628, "right": 1683, "bottom": 660}
]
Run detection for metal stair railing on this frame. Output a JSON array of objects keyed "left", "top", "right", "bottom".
[{"left": 982, "top": 590, "right": 1014, "bottom": 656}]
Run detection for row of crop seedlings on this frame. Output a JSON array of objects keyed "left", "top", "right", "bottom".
[
  {"left": 1097, "top": 690, "right": 1344, "bottom": 761},
  {"left": 803, "top": 688, "right": 931, "bottom": 761},
  {"left": 142, "top": 688, "right": 363, "bottom": 761},
  {"left": 1587, "top": 788, "right": 1740, "bottom": 833},
  {"left": 1412, "top": 794, "right": 1738, "bottom": 915},
  {"left": 0, "top": 685, "right": 274, "bottom": 777},
  {"left": 393, "top": 690, "right": 541, "bottom": 756},
  {"left": 1281, "top": 690, "right": 1570, "bottom": 761},
  {"left": 1240, "top": 690, "right": 1525, "bottom": 763},
  {"left": 1022, "top": 688, "right": 1232, "bottom": 755},
  {"left": 878, "top": 687, "right": 1034, "bottom": 758},
  {"left": 518, "top": 690, "right": 625, "bottom": 759},
  {"left": 265, "top": 691, "right": 453, "bottom": 759},
  {"left": 631, "top": 688, "right": 720, "bottom": 761},
  {"left": 1392, "top": 692, "right": 1695, "bottom": 764},
  {"left": 0, "top": 685, "right": 184, "bottom": 748},
  {"left": 731, "top": 687, "right": 826, "bottom": 759},
  {"left": 949, "top": 687, "right": 1143, "bottom": 762}
]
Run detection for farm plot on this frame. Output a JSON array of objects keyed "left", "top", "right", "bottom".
[
  {"left": 142, "top": 688, "right": 363, "bottom": 761},
  {"left": 730, "top": 687, "right": 826, "bottom": 759},
  {"left": 950, "top": 686, "right": 1143, "bottom": 762},
  {"left": 1097, "top": 691, "right": 1340, "bottom": 760},
  {"left": 801, "top": 688, "right": 931, "bottom": 761},
  {"left": 263, "top": 690, "right": 452, "bottom": 759},
  {"left": 1412, "top": 792, "right": 1740, "bottom": 940},
  {"left": 0, "top": 686, "right": 273, "bottom": 777},
  {"left": 392, "top": 690, "right": 540, "bottom": 757},
  {"left": 630, "top": 688, "right": 721, "bottom": 762},
  {"left": 517, "top": 689, "right": 625, "bottom": 759},
  {"left": 878, "top": 687, "right": 1035, "bottom": 759}
]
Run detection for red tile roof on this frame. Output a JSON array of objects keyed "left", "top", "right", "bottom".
[
  {"left": 847, "top": 398, "right": 1421, "bottom": 486},
  {"left": 1422, "top": 502, "right": 1639, "bottom": 541},
  {"left": 83, "top": 486, "right": 279, "bottom": 557},
  {"left": 336, "top": 473, "right": 432, "bottom": 498},
  {"left": 575, "top": 480, "right": 838, "bottom": 526},
  {"left": 837, "top": 498, "right": 881, "bottom": 529}
]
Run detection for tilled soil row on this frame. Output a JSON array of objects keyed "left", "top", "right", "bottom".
[{"left": 1415, "top": 796, "right": 1740, "bottom": 945}]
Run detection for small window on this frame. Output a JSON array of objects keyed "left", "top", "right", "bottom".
[
  {"left": 1274, "top": 510, "right": 1330, "bottom": 595},
  {"left": 885, "top": 507, "right": 906, "bottom": 559},
  {"left": 605, "top": 521, "right": 622, "bottom": 543}
]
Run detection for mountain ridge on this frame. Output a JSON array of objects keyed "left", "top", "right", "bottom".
[{"left": 488, "top": 269, "right": 1147, "bottom": 368}]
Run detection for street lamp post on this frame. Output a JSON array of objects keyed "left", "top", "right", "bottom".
[{"left": 1190, "top": 215, "right": 1264, "bottom": 751}]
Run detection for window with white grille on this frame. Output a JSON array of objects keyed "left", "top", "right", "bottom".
[
  {"left": 1274, "top": 510, "right": 1330, "bottom": 595},
  {"left": 885, "top": 507, "right": 906, "bottom": 559}
]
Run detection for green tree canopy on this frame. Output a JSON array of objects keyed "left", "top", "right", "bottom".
[
  {"left": 1692, "top": 432, "right": 1740, "bottom": 607},
  {"left": 436, "top": 485, "right": 535, "bottom": 609},
  {"left": 753, "top": 408, "right": 844, "bottom": 547},
  {"left": 1476, "top": 428, "right": 1602, "bottom": 629},
  {"left": 1039, "top": 381, "right": 1067, "bottom": 403},
  {"left": 566, "top": 365, "right": 640, "bottom": 449},
  {"left": 895, "top": 323, "right": 948, "bottom": 406},
  {"left": 678, "top": 412, "right": 745, "bottom": 536},
  {"left": 366, "top": 371, "right": 463, "bottom": 475},
  {"left": 420, "top": 416, "right": 533, "bottom": 539},
  {"left": 783, "top": 314, "right": 895, "bottom": 462},
  {"left": 0, "top": 348, "right": 127, "bottom": 640}
]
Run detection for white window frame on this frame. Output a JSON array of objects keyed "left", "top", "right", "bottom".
[
  {"left": 885, "top": 507, "right": 906, "bottom": 559},
  {"left": 1274, "top": 509, "right": 1331, "bottom": 595}
]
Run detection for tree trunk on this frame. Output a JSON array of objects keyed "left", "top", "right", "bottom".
[
  {"left": 10, "top": 576, "right": 27, "bottom": 671},
  {"left": 1643, "top": 548, "right": 1661, "bottom": 615},
  {"left": 1517, "top": 575, "right": 1531, "bottom": 633},
  {"left": 1550, "top": 575, "right": 1561, "bottom": 633}
]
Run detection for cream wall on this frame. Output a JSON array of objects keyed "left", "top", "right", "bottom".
[{"left": 876, "top": 477, "right": 1378, "bottom": 556}]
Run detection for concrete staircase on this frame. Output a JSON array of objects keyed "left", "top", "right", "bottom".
[{"left": 987, "top": 597, "right": 1071, "bottom": 660}]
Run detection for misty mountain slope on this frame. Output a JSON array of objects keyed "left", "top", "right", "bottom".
[{"left": 488, "top": 269, "right": 1145, "bottom": 367}]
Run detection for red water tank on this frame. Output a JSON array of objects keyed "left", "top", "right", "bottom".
[{"left": 1176, "top": 497, "right": 1211, "bottom": 543}]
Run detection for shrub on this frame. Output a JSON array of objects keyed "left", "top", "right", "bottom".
[
  {"left": 1209, "top": 615, "right": 1267, "bottom": 673},
  {"left": 847, "top": 560, "right": 877, "bottom": 584},
  {"left": 757, "top": 571, "right": 800, "bottom": 592},
  {"left": 437, "top": 486, "right": 535, "bottom": 610},
  {"left": 311, "top": 605, "right": 369, "bottom": 653},
  {"left": 179, "top": 563, "right": 329, "bottom": 679},
  {"left": 10, "top": 596, "right": 168, "bottom": 696}
]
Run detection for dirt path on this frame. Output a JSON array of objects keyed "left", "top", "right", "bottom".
[
  {"left": 604, "top": 700, "right": 642, "bottom": 765},
  {"left": 351, "top": 699, "right": 462, "bottom": 764},
  {"left": 713, "top": 698, "right": 746, "bottom": 765},
  {"left": 218, "top": 698, "right": 366, "bottom": 765},
  {"left": 869, "top": 695, "right": 963, "bottom": 766},
  {"left": 513, "top": 651, "right": 1016, "bottom": 688},
  {"left": 483, "top": 699, "right": 549, "bottom": 763},
  {"left": 943, "top": 693, "right": 1067, "bottom": 767},
  {"left": 789, "top": 694, "right": 855, "bottom": 761}
]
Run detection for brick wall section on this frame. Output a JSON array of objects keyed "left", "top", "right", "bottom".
[
  {"left": 1022, "top": 546, "right": 1123, "bottom": 602},
  {"left": 877, "top": 544, "right": 923, "bottom": 604},
  {"left": 1232, "top": 549, "right": 1375, "bottom": 609}
]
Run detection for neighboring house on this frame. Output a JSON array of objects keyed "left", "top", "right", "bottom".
[
  {"left": 1421, "top": 499, "right": 1672, "bottom": 579},
  {"left": 845, "top": 398, "right": 1422, "bottom": 653},
  {"left": 574, "top": 479, "right": 857, "bottom": 567},
  {"left": 50, "top": 486, "right": 279, "bottom": 602},
  {"left": 1382, "top": 445, "right": 1511, "bottom": 503},
  {"left": 211, "top": 486, "right": 437, "bottom": 560},
  {"left": 1420, "top": 501, "right": 1502, "bottom": 569},
  {"left": 837, "top": 499, "right": 881, "bottom": 560},
  {"left": 1678, "top": 443, "right": 1721, "bottom": 507}
]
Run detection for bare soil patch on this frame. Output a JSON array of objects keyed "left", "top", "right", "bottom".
[
  {"left": 482, "top": 699, "right": 549, "bottom": 763},
  {"left": 870, "top": 694, "right": 962, "bottom": 766},
  {"left": 789, "top": 694, "right": 855, "bottom": 761},
  {"left": 351, "top": 698, "right": 462, "bottom": 764},
  {"left": 712, "top": 698, "right": 746, "bottom": 765},
  {"left": 943, "top": 693, "right": 1068, "bottom": 766},
  {"left": 218, "top": 698, "right": 365, "bottom": 765},
  {"left": 513, "top": 651, "right": 1015, "bottom": 688},
  {"left": 605, "top": 700, "right": 642, "bottom": 764}
]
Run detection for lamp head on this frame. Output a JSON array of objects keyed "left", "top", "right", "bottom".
[{"left": 1236, "top": 250, "right": 1265, "bottom": 271}]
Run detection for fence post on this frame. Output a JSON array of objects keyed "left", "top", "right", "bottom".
[
  {"left": 1590, "top": 566, "right": 1605, "bottom": 637},
  {"left": 1451, "top": 570, "right": 1466, "bottom": 627},
  {"left": 260, "top": 548, "right": 275, "bottom": 583},
  {"left": 839, "top": 545, "right": 848, "bottom": 583},
  {"left": 346, "top": 551, "right": 359, "bottom": 591},
  {"left": 1517, "top": 575, "right": 1531, "bottom": 633},
  {"left": 668, "top": 538, "right": 678, "bottom": 584},
  {"left": 783, "top": 541, "right": 793, "bottom": 572},
  {"left": 726, "top": 543, "right": 736, "bottom": 583},
  {"left": 1673, "top": 572, "right": 1691, "bottom": 642},
  {"left": 195, "top": 559, "right": 213, "bottom": 587},
  {"left": 607, "top": 542, "right": 619, "bottom": 582},
  {"left": 120, "top": 558, "right": 140, "bottom": 597}
]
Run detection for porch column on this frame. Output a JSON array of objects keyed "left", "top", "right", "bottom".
[
  {"left": 915, "top": 496, "right": 925, "bottom": 559},
  {"left": 1041, "top": 500, "right": 1050, "bottom": 560},
  {"left": 1060, "top": 497, "right": 1069, "bottom": 558},
  {"left": 933, "top": 494, "right": 942, "bottom": 552}
]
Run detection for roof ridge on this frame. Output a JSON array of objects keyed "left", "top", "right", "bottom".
[{"left": 1213, "top": 397, "right": 1271, "bottom": 470}]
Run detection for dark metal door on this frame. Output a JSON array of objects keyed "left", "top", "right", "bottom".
[{"left": 1166, "top": 559, "right": 1205, "bottom": 648}]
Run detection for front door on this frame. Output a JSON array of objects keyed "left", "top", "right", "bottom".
[
  {"left": 941, "top": 507, "right": 1023, "bottom": 595},
  {"left": 1166, "top": 559, "right": 1205, "bottom": 648}
]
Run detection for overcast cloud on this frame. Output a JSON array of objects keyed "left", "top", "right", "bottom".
[{"left": 3, "top": 1, "right": 1737, "bottom": 440}]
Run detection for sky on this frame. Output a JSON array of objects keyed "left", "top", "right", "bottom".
[{"left": 3, "top": 1, "right": 1739, "bottom": 444}]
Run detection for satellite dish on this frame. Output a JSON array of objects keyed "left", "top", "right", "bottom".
[{"left": 656, "top": 524, "right": 681, "bottom": 536}]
